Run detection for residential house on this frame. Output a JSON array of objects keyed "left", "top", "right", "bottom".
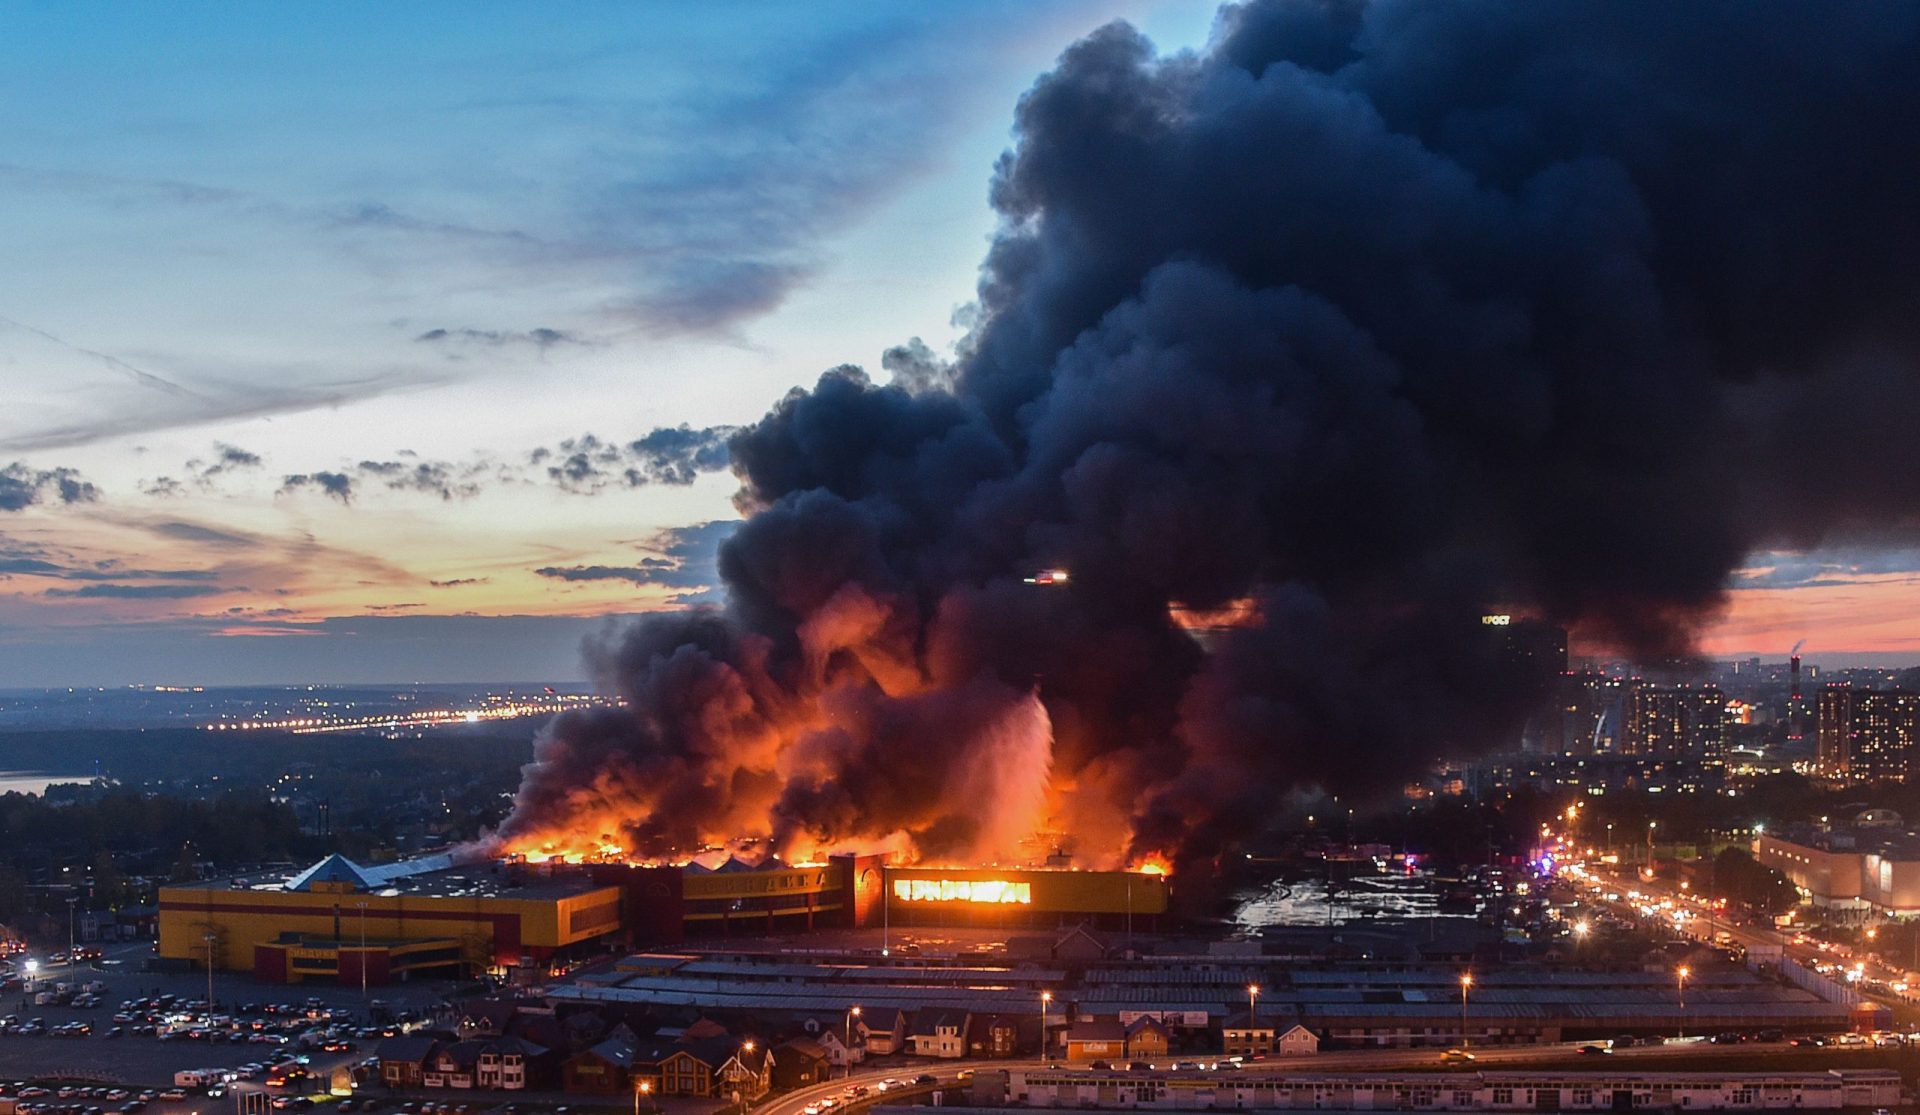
[
  {"left": 773, "top": 1037, "right": 832, "bottom": 1091},
  {"left": 718, "top": 1041, "right": 773, "bottom": 1102},
  {"left": 423, "top": 1040, "right": 486, "bottom": 1088},
  {"left": 1124, "top": 1017, "right": 1171, "bottom": 1060},
  {"left": 798, "top": 1018, "right": 862, "bottom": 1069},
  {"left": 659, "top": 1035, "right": 774, "bottom": 1100},
  {"left": 564, "top": 1034, "right": 638, "bottom": 1095},
  {"left": 816, "top": 1028, "right": 860, "bottom": 1069},
  {"left": 1221, "top": 1013, "right": 1276, "bottom": 1058},
  {"left": 908, "top": 1010, "right": 969, "bottom": 1059},
  {"left": 857, "top": 1008, "right": 907, "bottom": 1055},
  {"left": 454, "top": 1000, "right": 520, "bottom": 1039},
  {"left": 376, "top": 1035, "right": 439, "bottom": 1088},
  {"left": 966, "top": 1014, "right": 1023, "bottom": 1059},
  {"left": 477, "top": 1035, "right": 554, "bottom": 1090},
  {"left": 562, "top": 1010, "right": 610, "bottom": 1049},
  {"left": 1052, "top": 925, "right": 1110, "bottom": 963},
  {"left": 1276, "top": 1024, "right": 1320, "bottom": 1057}
]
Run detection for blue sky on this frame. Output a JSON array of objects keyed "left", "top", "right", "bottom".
[{"left": 0, "top": 1, "right": 1224, "bottom": 685}]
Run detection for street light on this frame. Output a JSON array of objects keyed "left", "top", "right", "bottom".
[
  {"left": 66, "top": 896, "right": 77, "bottom": 962},
  {"left": 1573, "top": 919, "right": 1591, "bottom": 940},
  {"left": 203, "top": 931, "right": 217, "bottom": 1021},
  {"left": 356, "top": 901, "right": 369, "bottom": 1001},
  {"left": 1041, "top": 992, "right": 1053, "bottom": 1064},
  {"left": 635, "top": 1078, "right": 653, "bottom": 1115},
  {"left": 1459, "top": 973, "right": 1472, "bottom": 1049},
  {"left": 1676, "top": 966, "right": 1689, "bottom": 1041},
  {"left": 846, "top": 1005, "right": 862, "bottom": 1077}
]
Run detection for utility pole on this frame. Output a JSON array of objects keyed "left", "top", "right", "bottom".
[
  {"left": 1040, "top": 991, "right": 1052, "bottom": 1064},
  {"left": 65, "top": 897, "right": 77, "bottom": 962},
  {"left": 1676, "top": 966, "right": 1689, "bottom": 1041},
  {"left": 204, "top": 931, "right": 217, "bottom": 1020},
  {"left": 357, "top": 902, "right": 369, "bottom": 1001},
  {"left": 1459, "top": 973, "right": 1472, "bottom": 1049}
]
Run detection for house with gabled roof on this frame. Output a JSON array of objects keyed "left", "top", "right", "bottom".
[{"left": 907, "top": 1010, "right": 969, "bottom": 1059}]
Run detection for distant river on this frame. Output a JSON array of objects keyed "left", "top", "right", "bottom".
[{"left": 0, "top": 770, "right": 88, "bottom": 796}]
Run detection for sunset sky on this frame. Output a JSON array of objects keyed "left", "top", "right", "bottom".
[{"left": 3, "top": 2, "right": 1915, "bottom": 687}]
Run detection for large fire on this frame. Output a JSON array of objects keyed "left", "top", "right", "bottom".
[{"left": 502, "top": 833, "right": 1175, "bottom": 876}]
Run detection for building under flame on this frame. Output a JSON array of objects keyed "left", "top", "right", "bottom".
[{"left": 158, "top": 849, "right": 1171, "bottom": 985}]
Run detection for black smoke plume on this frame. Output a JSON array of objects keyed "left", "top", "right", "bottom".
[{"left": 498, "top": 1, "right": 1920, "bottom": 872}]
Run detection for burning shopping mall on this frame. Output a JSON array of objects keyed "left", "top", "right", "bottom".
[{"left": 158, "top": 849, "right": 1169, "bottom": 984}]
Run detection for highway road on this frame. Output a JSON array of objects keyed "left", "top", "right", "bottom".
[
  {"left": 1576, "top": 863, "right": 1915, "bottom": 1018},
  {"left": 754, "top": 1037, "right": 1897, "bottom": 1115}
]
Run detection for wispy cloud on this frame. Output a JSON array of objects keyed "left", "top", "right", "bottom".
[
  {"left": 1732, "top": 549, "right": 1920, "bottom": 590},
  {"left": 42, "top": 582, "right": 229, "bottom": 600},
  {"left": 535, "top": 519, "right": 733, "bottom": 602},
  {"left": 415, "top": 327, "right": 582, "bottom": 349},
  {"left": 185, "top": 442, "right": 263, "bottom": 486},
  {"left": 142, "top": 520, "right": 260, "bottom": 548},
  {"left": 354, "top": 459, "right": 482, "bottom": 501}
]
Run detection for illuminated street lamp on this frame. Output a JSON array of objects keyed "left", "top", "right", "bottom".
[
  {"left": 1041, "top": 992, "right": 1053, "bottom": 1064},
  {"left": 1459, "top": 973, "right": 1473, "bottom": 1049},
  {"left": 846, "top": 1005, "right": 862, "bottom": 1077},
  {"left": 1248, "top": 984, "right": 1260, "bottom": 1027},
  {"left": 1573, "top": 919, "right": 1591, "bottom": 941},
  {"left": 635, "top": 1079, "right": 653, "bottom": 1115},
  {"left": 1676, "top": 966, "right": 1690, "bottom": 1041}
]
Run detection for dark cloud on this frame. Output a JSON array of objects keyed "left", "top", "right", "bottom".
[
  {"left": 145, "top": 520, "right": 258, "bottom": 548},
  {"left": 533, "top": 521, "right": 733, "bottom": 602},
  {"left": 538, "top": 426, "right": 737, "bottom": 493},
  {"left": 277, "top": 471, "right": 354, "bottom": 504},
  {"left": 499, "top": 1, "right": 1920, "bottom": 874},
  {"left": 42, "top": 583, "right": 228, "bottom": 600},
  {"left": 881, "top": 337, "right": 954, "bottom": 394},
  {"left": 354, "top": 459, "right": 481, "bottom": 501},
  {"left": 182, "top": 442, "right": 263, "bottom": 487},
  {"left": 66, "top": 566, "right": 218, "bottom": 582},
  {"left": 535, "top": 564, "right": 672, "bottom": 584},
  {"left": 0, "top": 538, "right": 216, "bottom": 583},
  {"left": 0, "top": 462, "right": 100, "bottom": 511},
  {"left": 139, "top": 476, "right": 185, "bottom": 498},
  {"left": 415, "top": 326, "right": 581, "bottom": 348},
  {"left": 624, "top": 426, "right": 737, "bottom": 486},
  {"left": 0, "top": 556, "right": 64, "bottom": 576},
  {"left": 429, "top": 577, "right": 489, "bottom": 588}
]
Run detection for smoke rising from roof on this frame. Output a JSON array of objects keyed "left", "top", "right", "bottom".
[{"left": 497, "top": 1, "right": 1920, "bottom": 871}]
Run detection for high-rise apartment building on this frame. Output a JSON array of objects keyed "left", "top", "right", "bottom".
[
  {"left": 1816, "top": 686, "right": 1920, "bottom": 781},
  {"left": 1622, "top": 683, "right": 1727, "bottom": 757}
]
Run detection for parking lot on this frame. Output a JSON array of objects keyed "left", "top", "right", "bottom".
[{"left": 0, "top": 940, "right": 453, "bottom": 1092}]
